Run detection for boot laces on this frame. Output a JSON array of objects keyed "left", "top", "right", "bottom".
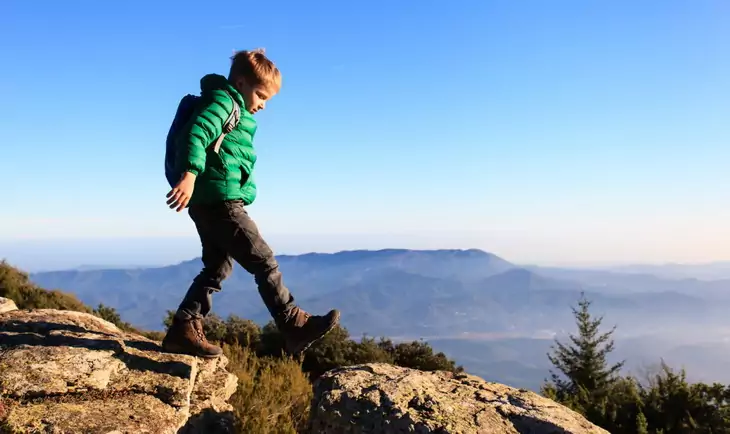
[
  {"left": 193, "top": 320, "right": 207, "bottom": 344},
  {"left": 295, "top": 309, "right": 311, "bottom": 327}
]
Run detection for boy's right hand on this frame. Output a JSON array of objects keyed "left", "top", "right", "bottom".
[{"left": 166, "top": 172, "right": 196, "bottom": 212}]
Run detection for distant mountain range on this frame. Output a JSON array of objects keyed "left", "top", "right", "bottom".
[
  {"left": 30, "top": 248, "right": 729, "bottom": 333},
  {"left": 29, "top": 248, "right": 730, "bottom": 391},
  {"left": 606, "top": 262, "right": 730, "bottom": 281},
  {"left": 30, "top": 249, "right": 514, "bottom": 332}
]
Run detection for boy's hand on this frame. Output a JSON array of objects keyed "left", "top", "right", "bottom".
[{"left": 166, "top": 172, "right": 196, "bottom": 212}]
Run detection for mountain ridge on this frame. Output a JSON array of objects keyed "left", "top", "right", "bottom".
[{"left": 29, "top": 248, "right": 726, "bottom": 334}]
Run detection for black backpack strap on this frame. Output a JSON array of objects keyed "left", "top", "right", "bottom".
[{"left": 212, "top": 91, "right": 241, "bottom": 153}]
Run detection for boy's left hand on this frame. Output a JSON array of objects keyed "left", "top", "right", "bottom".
[{"left": 166, "top": 172, "right": 196, "bottom": 212}]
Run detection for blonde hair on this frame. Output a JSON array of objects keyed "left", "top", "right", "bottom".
[{"left": 229, "top": 48, "right": 282, "bottom": 92}]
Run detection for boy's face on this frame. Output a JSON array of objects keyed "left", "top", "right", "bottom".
[{"left": 235, "top": 77, "right": 277, "bottom": 115}]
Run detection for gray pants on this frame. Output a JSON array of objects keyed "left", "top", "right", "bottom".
[{"left": 175, "top": 200, "right": 295, "bottom": 321}]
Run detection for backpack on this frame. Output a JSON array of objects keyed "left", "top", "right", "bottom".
[{"left": 164, "top": 91, "right": 241, "bottom": 188}]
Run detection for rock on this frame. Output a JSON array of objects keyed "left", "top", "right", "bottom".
[
  {"left": 0, "top": 297, "right": 18, "bottom": 314},
  {"left": 0, "top": 305, "right": 238, "bottom": 433},
  {"left": 308, "top": 363, "right": 609, "bottom": 434}
]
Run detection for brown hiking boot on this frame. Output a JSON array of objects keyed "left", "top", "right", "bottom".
[
  {"left": 161, "top": 317, "right": 222, "bottom": 358},
  {"left": 279, "top": 307, "right": 340, "bottom": 355}
]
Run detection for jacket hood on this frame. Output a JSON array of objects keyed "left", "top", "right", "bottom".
[{"left": 200, "top": 74, "right": 245, "bottom": 108}]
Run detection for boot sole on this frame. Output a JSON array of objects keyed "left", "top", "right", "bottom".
[
  {"left": 161, "top": 342, "right": 222, "bottom": 359},
  {"left": 285, "top": 310, "right": 341, "bottom": 355}
]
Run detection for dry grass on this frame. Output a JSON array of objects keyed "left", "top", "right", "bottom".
[{"left": 223, "top": 344, "right": 313, "bottom": 434}]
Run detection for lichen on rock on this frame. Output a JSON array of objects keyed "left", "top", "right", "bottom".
[
  {"left": 308, "top": 363, "right": 609, "bottom": 434},
  {"left": 0, "top": 303, "right": 237, "bottom": 434}
]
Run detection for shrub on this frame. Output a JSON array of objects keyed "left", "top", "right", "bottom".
[
  {"left": 0, "top": 260, "right": 90, "bottom": 313},
  {"left": 223, "top": 344, "right": 312, "bottom": 434}
]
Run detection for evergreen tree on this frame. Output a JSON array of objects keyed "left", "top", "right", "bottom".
[
  {"left": 639, "top": 362, "right": 730, "bottom": 434},
  {"left": 543, "top": 292, "right": 624, "bottom": 408}
]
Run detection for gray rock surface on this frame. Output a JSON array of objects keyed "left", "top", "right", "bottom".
[
  {"left": 308, "top": 363, "right": 609, "bottom": 434},
  {"left": 0, "top": 304, "right": 237, "bottom": 433},
  {"left": 0, "top": 297, "right": 17, "bottom": 314}
]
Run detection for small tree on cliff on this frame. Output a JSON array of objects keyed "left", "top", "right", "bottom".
[{"left": 542, "top": 292, "right": 624, "bottom": 416}]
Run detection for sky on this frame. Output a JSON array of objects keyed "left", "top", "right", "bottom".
[{"left": 1, "top": 0, "right": 729, "bottom": 270}]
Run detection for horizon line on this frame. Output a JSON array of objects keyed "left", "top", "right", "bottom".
[{"left": 11, "top": 246, "right": 730, "bottom": 274}]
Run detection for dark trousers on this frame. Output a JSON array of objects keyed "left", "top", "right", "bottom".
[{"left": 175, "top": 200, "right": 295, "bottom": 322}]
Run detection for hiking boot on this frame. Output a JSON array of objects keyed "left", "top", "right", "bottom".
[
  {"left": 278, "top": 307, "right": 340, "bottom": 355},
  {"left": 161, "top": 316, "right": 222, "bottom": 358}
]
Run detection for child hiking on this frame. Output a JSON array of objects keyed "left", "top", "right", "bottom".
[{"left": 161, "top": 49, "right": 340, "bottom": 358}]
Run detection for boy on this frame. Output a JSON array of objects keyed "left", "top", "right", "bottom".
[{"left": 162, "top": 49, "right": 339, "bottom": 358}]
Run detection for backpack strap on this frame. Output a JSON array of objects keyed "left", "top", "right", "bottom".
[{"left": 212, "top": 90, "right": 241, "bottom": 154}]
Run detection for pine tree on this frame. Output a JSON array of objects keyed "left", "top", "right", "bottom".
[{"left": 543, "top": 292, "right": 624, "bottom": 407}]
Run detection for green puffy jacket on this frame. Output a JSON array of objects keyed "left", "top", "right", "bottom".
[{"left": 175, "top": 74, "right": 258, "bottom": 206}]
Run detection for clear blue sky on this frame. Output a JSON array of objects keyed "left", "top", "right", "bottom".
[{"left": 1, "top": 0, "right": 729, "bottom": 269}]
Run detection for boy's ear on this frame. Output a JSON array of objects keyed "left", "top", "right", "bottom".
[{"left": 234, "top": 77, "right": 250, "bottom": 93}]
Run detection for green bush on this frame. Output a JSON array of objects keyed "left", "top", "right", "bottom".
[
  {"left": 0, "top": 260, "right": 91, "bottom": 313},
  {"left": 224, "top": 344, "right": 312, "bottom": 434},
  {"left": 256, "top": 321, "right": 459, "bottom": 381}
]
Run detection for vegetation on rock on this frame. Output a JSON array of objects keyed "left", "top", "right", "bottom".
[
  {"left": 0, "top": 260, "right": 90, "bottom": 313},
  {"left": 223, "top": 344, "right": 312, "bottom": 434}
]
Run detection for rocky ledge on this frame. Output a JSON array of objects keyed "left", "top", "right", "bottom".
[
  {"left": 308, "top": 363, "right": 609, "bottom": 434},
  {"left": 0, "top": 298, "right": 237, "bottom": 434}
]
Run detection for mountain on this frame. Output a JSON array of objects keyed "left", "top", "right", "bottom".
[
  {"left": 30, "top": 248, "right": 726, "bottom": 335},
  {"left": 608, "top": 262, "right": 730, "bottom": 281},
  {"left": 527, "top": 265, "right": 730, "bottom": 299},
  {"left": 291, "top": 265, "right": 717, "bottom": 339},
  {"left": 30, "top": 249, "right": 514, "bottom": 330}
]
